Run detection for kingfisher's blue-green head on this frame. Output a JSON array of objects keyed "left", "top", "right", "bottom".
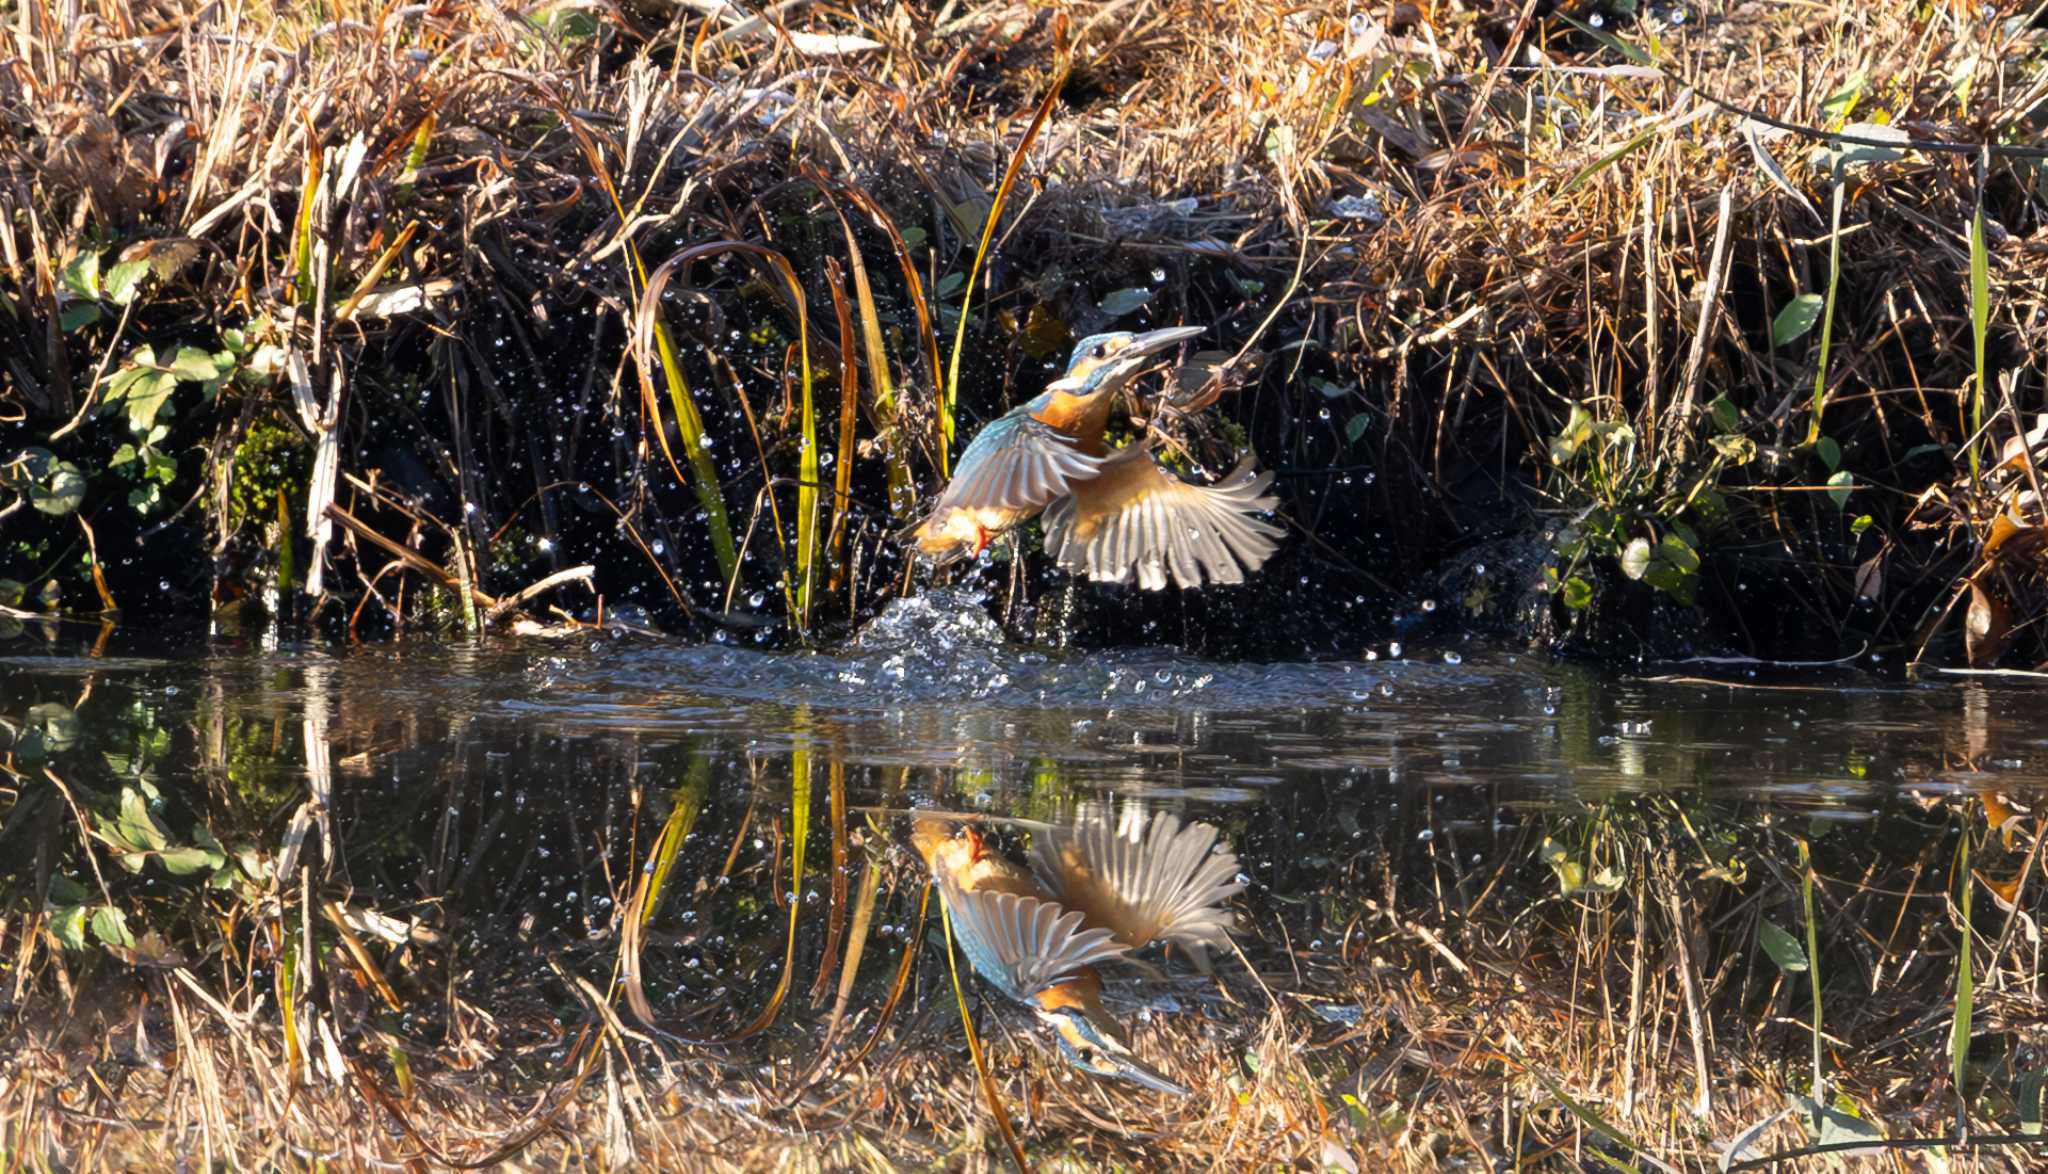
[
  {"left": 1033, "top": 976, "right": 1190, "bottom": 1095},
  {"left": 1057, "top": 325, "right": 1205, "bottom": 396}
]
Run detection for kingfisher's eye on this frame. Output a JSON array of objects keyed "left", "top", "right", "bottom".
[{"left": 1091, "top": 345, "right": 1106, "bottom": 358}]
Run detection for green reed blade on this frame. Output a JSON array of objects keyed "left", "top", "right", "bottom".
[
  {"left": 1951, "top": 815, "right": 1974, "bottom": 1103},
  {"left": 1967, "top": 193, "right": 1989, "bottom": 485},
  {"left": 942, "top": 27, "right": 1072, "bottom": 468},
  {"left": 1803, "top": 182, "right": 1844, "bottom": 445}
]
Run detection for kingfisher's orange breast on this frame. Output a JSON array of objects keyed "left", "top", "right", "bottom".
[{"left": 1029, "top": 390, "right": 1115, "bottom": 455}]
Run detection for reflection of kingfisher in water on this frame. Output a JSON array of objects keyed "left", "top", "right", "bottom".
[
  {"left": 911, "top": 807, "right": 1244, "bottom": 1094},
  {"left": 899, "top": 326, "right": 1282, "bottom": 590}
]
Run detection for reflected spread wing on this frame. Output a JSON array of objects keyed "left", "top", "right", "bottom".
[
  {"left": 937, "top": 413, "right": 1105, "bottom": 513},
  {"left": 1042, "top": 450, "right": 1281, "bottom": 590},
  {"left": 1031, "top": 805, "right": 1244, "bottom": 961},
  {"left": 939, "top": 884, "right": 1128, "bottom": 1002}
]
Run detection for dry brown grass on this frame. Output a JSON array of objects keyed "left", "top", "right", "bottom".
[{"left": 1, "top": 0, "right": 2043, "bottom": 658}]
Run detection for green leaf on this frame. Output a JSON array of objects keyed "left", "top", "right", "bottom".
[
  {"left": 1826, "top": 470, "right": 1854, "bottom": 511},
  {"left": 1815, "top": 436, "right": 1841, "bottom": 472},
  {"left": 1709, "top": 433, "right": 1756, "bottom": 464},
  {"left": 1758, "top": 919, "right": 1809, "bottom": 972},
  {"left": 123, "top": 371, "right": 177, "bottom": 434},
  {"left": 52, "top": 904, "right": 89, "bottom": 950},
  {"left": 158, "top": 845, "right": 216, "bottom": 875},
  {"left": 30, "top": 462, "right": 85, "bottom": 516},
  {"left": 91, "top": 905, "right": 135, "bottom": 951},
  {"left": 1772, "top": 293, "right": 1825, "bottom": 346},
  {"left": 1657, "top": 532, "right": 1700, "bottom": 574},
  {"left": 104, "top": 259, "right": 151, "bottom": 306},
  {"left": 1850, "top": 514, "right": 1873, "bottom": 535},
  {"left": 1820, "top": 73, "right": 1867, "bottom": 122},
  {"left": 59, "top": 250, "right": 101, "bottom": 300},
  {"left": 46, "top": 874, "right": 89, "bottom": 906},
  {"left": 1709, "top": 395, "right": 1739, "bottom": 432},
  {"left": 167, "top": 346, "right": 223, "bottom": 382},
  {"left": 1345, "top": 414, "right": 1370, "bottom": 444},
  {"left": 1562, "top": 576, "right": 1593, "bottom": 610},
  {"left": 27, "top": 702, "right": 80, "bottom": 751},
  {"left": 59, "top": 301, "right": 102, "bottom": 332},
  {"left": 1619, "top": 538, "right": 1651, "bottom": 581},
  {"left": 0, "top": 579, "right": 23, "bottom": 607},
  {"left": 118, "top": 786, "right": 169, "bottom": 851},
  {"left": 934, "top": 272, "right": 965, "bottom": 299},
  {"left": 1097, "top": 288, "right": 1154, "bottom": 318}
]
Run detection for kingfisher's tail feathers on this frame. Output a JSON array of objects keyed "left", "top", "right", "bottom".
[
  {"left": 938, "top": 883, "right": 1130, "bottom": 1002},
  {"left": 1042, "top": 450, "right": 1282, "bottom": 591},
  {"left": 1031, "top": 805, "right": 1245, "bottom": 962}
]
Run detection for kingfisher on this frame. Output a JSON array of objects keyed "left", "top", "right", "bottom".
[
  {"left": 901, "top": 326, "right": 1283, "bottom": 590},
  {"left": 911, "top": 806, "right": 1245, "bottom": 1095}
]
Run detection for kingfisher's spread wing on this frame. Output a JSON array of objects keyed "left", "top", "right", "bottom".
[
  {"left": 1042, "top": 450, "right": 1281, "bottom": 590},
  {"left": 936, "top": 413, "right": 1106, "bottom": 513},
  {"left": 1030, "top": 806, "right": 1244, "bottom": 962},
  {"left": 938, "top": 884, "right": 1128, "bottom": 1002}
]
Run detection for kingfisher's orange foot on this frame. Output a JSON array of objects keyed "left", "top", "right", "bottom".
[{"left": 972, "top": 524, "right": 993, "bottom": 559}]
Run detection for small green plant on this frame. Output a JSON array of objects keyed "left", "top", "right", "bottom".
[{"left": 1543, "top": 399, "right": 1752, "bottom": 612}]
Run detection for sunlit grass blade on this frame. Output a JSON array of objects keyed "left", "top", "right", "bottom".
[
  {"left": 822, "top": 257, "right": 860, "bottom": 594},
  {"left": 1967, "top": 182, "right": 1990, "bottom": 485},
  {"left": 941, "top": 17, "right": 1072, "bottom": 468},
  {"left": 809, "top": 758, "right": 849, "bottom": 1003},
  {"left": 1799, "top": 838, "right": 1824, "bottom": 1101},
  {"left": 845, "top": 878, "right": 929, "bottom": 1069},
  {"left": 839, "top": 183, "right": 944, "bottom": 477},
  {"left": 290, "top": 145, "right": 323, "bottom": 307},
  {"left": 818, "top": 180, "right": 918, "bottom": 515},
  {"left": 1523, "top": 1060, "right": 1679, "bottom": 1174},
  {"left": 1803, "top": 180, "right": 1844, "bottom": 445},
  {"left": 1951, "top": 810, "right": 1974, "bottom": 1106},
  {"left": 619, "top": 761, "right": 708, "bottom": 1025},
  {"left": 635, "top": 242, "right": 816, "bottom": 624}
]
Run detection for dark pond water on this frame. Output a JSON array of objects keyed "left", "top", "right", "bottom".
[{"left": 5, "top": 589, "right": 2047, "bottom": 1166}]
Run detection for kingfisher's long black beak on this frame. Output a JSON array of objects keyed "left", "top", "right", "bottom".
[{"left": 1087, "top": 324, "right": 1207, "bottom": 399}]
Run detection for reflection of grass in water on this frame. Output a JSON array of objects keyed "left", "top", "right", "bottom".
[{"left": 10, "top": 698, "right": 2048, "bottom": 1170}]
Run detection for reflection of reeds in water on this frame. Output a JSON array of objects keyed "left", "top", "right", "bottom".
[{"left": 11, "top": 685, "right": 2048, "bottom": 1171}]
